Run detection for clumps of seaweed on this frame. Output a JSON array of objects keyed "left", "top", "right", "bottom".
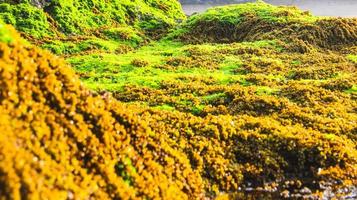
[
  {"left": 131, "top": 58, "right": 150, "bottom": 67},
  {"left": 0, "top": 25, "right": 204, "bottom": 199},
  {"left": 171, "top": 1, "right": 357, "bottom": 50}
]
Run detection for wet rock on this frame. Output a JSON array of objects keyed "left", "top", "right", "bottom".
[
  {"left": 280, "top": 190, "right": 290, "bottom": 198},
  {"left": 291, "top": 193, "right": 302, "bottom": 198},
  {"left": 300, "top": 187, "right": 312, "bottom": 194},
  {"left": 31, "top": 0, "right": 51, "bottom": 8}
]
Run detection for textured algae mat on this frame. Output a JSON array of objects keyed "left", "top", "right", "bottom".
[{"left": 0, "top": 0, "right": 356, "bottom": 199}]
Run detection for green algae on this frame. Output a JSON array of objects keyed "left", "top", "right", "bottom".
[
  {"left": 190, "top": 0, "right": 317, "bottom": 24},
  {"left": 0, "top": 0, "right": 185, "bottom": 38},
  {"left": 0, "top": 23, "right": 13, "bottom": 43},
  {"left": 42, "top": 38, "right": 133, "bottom": 55},
  {"left": 0, "top": 3, "right": 51, "bottom": 38},
  {"left": 347, "top": 54, "right": 357, "bottom": 63},
  {"left": 345, "top": 85, "right": 357, "bottom": 94},
  {"left": 102, "top": 27, "right": 144, "bottom": 45},
  {"left": 202, "top": 92, "right": 227, "bottom": 103}
]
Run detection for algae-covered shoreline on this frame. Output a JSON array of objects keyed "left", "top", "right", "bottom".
[{"left": 0, "top": 0, "right": 356, "bottom": 199}]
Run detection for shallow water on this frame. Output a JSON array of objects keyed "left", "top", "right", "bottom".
[{"left": 181, "top": 0, "right": 357, "bottom": 17}]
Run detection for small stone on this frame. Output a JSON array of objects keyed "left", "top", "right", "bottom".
[
  {"left": 67, "top": 191, "right": 74, "bottom": 199},
  {"left": 300, "top": 187, "right": 312, "bottom": 194},
  {"left": 280, "top": 190, "right": 290, "bottom": 198},
  {"left": 291, "top": 193, "right": 302, "bottom": 198}
]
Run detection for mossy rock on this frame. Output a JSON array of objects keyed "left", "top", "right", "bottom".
[
  {"left": 170, "top": 1, "right": 357, "bottom": 50},
  {"left": 0, "top": 3, "right": 51, "bottom": 38},
  {"left": 0, "top": 21, "right": 202, "bottom": 199},
  {"left": 0, "top": 0, "right": 186, "bottom": 38}
]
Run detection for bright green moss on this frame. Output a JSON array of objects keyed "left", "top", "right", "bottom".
[
  {"left": 42, "top": 38, "right": 129, "bottom": 55},
  {"left": 153, "top": 104, "right": 176, "bottom": 111},
  {"left": 201, "top": 1, "right": 316, "bottom": 23},
  {"left": 255, "top": 86, "right": 279, "bottom": 96},
  {"left": 170, "top": 1, "right": 317, "bottom": 38},
  {"left": 0, "top": 0, "right": 185, "bottom": 38},
  {"left": 0, "top": 3, "right": 52, "bottom": 38},
  {"left": 219, "top": 56, "right": 242, "bottom": 74},
  {"left": 345, "top": 85, "right": 357, "bottom": 94},
  {"left": 191, "top": 104, "right": 206, "bottom": 115},
  {"left": 102, "top": 27, "right": 144, "bottom": 45},
  {"left": 202, "top": 93, "right": 227, "bottom": 103},
  {"left": 0, "top": 22, "right": 13, "bottom": 43},
  {"left": 68, "top": 39, "right": 285, "bottom": 92},
  {"left": 347, "top": 54, "right": 357, "bottom": 63}
]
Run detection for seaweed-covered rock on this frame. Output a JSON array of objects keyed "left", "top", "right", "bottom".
[
  {"left": 171, "top": 1, "right": 357, "bottom": 50},
  {"left": 0, "top": 0, "right": 186, "bottom": 38},
  {"left": 0, "top": 22, "right": 202, "bottom": 199}
]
